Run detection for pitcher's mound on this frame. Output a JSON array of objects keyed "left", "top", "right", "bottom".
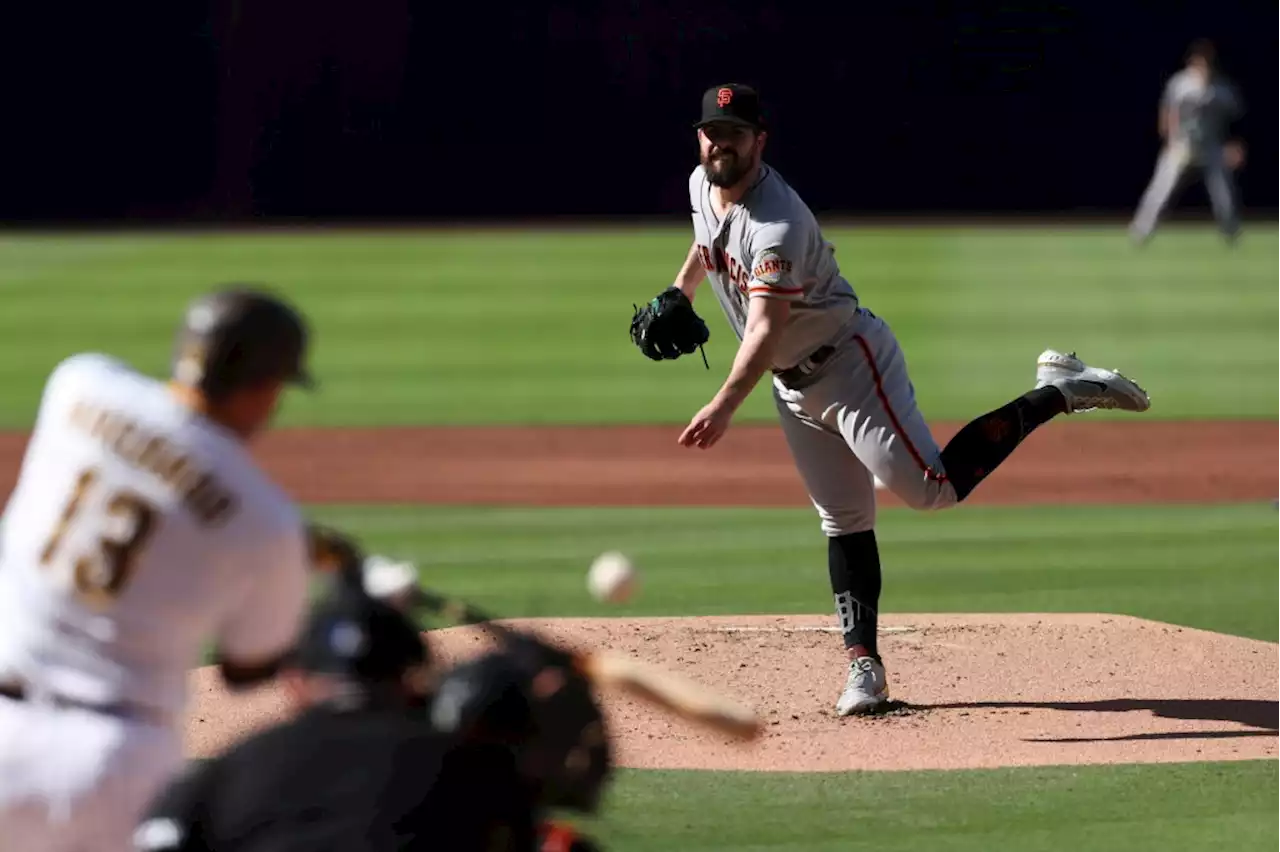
[{"left": 184, "top": 613, "right": 1277, "bottom": 772}]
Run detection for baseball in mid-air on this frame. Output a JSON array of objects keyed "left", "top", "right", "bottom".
[{"left": 587, "top": 551, "right": 637, "bottom": 603}]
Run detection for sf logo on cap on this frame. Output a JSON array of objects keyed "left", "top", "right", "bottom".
[{"left": 716, "top": 87, "right": 733, "bottom": 107}]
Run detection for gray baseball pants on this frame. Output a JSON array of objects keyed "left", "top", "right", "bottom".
[{"left": 1131, "top": 143, "right": 1240, "bottom": 239}]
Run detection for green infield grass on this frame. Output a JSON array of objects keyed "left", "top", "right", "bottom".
[
  {"left": 7, "top": 225, "right": 1273, "bottom": 849},
  {"left": 0, "top": 225, "right": 1274, "bottom": 428},
  {"left": 306, "top": 502, "right": 1279, "bottom": 642},
  {"left": 573, "top": 760, "right": 1278, "bottom": 852}
]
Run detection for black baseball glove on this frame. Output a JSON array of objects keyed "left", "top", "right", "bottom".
[{"left": 629, "top": 287, "right": 710, "bottom": 366}]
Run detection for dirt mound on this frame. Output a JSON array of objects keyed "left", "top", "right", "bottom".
[{"left": 184, "top": 613, "right": 1278, "bottom": 771}]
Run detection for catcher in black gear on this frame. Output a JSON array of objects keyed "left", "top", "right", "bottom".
[{"left": 630, "top": 286, "right": 710, "bottom": 367}]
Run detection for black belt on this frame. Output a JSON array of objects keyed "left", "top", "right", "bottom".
[
  {"left": 0, "top": 678, "right": 168, "bottom": 726},
  {"left": 773, "top": 344, "right": 837, "bottom": 386}
]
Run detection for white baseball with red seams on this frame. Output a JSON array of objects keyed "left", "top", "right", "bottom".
[{"left": 588, "top": 551, "right": 638, "bottom": 603}]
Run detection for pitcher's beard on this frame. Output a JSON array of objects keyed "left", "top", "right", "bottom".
[{"left": 703, "top": 152, "right": 750, "bottom": 188}]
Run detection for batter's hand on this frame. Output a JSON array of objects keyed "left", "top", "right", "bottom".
[{"left": 678, "top": 397, "right": 737, "bottom": 449}]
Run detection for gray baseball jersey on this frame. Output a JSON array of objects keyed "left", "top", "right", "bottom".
[
  {"left": 1131, "top": 69, "right": 1243, "bottom": 240},
  {"left": 688, "top": 164, "right": 859, "bottom": 371},
  {"left": 687, "top": 162, "right": 959, "bottom": 540},
  {"left": 1162, "top": 69, "right": 1241, "bottom": 154}
]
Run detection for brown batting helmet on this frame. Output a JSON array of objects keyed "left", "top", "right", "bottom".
[{"left": 172, "top": 285, "right": 314, "bottom": 401}]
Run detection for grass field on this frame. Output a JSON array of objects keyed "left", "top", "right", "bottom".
[
  {"left": 2, "top": 225, "right": 1275, "bottom": 850},
  {"left": 577, "top": 761, "right": 1278, "bottom": 852},
  {"left": 306, "top": 502, "right": 1278, "bottom": 849},
  {"left": 0, "top": 224, "right": 1275, "bottom": 426},
  {"left": 308, "top": 503, "right": 1279, "bottom": 642}
]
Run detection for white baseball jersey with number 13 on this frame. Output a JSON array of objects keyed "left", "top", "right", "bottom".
[{"left": 0, "top": 352, "right": 310, "bottom": 851}]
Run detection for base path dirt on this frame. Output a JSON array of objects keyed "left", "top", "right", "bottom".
[
  {"left": 185, "top": 613, "right": 1278, "bottom": 771},
  {"left": 3, "top": 420, "right": 1271, "bottom": 507}
]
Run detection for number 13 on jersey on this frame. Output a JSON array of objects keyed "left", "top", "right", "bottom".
[{"left": 40, "top": 466, "right": 159, "bottom": 609}]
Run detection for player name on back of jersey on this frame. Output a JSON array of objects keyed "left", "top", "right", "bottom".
[{"left": 67, "top": 398, "right": 239, "bottom": 527}]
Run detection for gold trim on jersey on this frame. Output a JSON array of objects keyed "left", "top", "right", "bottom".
[{"left": 67, "top": 400, "right": 239, "bottom": 527}]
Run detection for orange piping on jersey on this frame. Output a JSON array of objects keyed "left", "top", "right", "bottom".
[
  {"left": 852, "top": 335, "right": 948, "bottom": 483},
  {"left": 748, "top": 286, "right": 804, "bottom": 295}
]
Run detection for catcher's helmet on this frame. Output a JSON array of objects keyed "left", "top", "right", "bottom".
[
  {"left": 293, "top": 579, "right": 430, "bottom": 688},
  {"left": 428, "top": 633, "right": 612, "bottom": 813},
  {"left": 172, "top": 285, "right": 314, "bottom": 400}
]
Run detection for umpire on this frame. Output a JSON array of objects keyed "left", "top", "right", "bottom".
[{"left": 132, "top": 578, "right": 541, "bottom": 851}]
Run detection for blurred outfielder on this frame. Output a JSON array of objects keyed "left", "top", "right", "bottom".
[{"left": 1130, "top": 39, "right": 1245, "bottom": 245}]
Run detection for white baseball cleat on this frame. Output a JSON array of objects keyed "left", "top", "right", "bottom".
[
  {"left": 835, "top": 656, "right": 889, "bottom": 716},
  {"left": 1034, "top": 349, "right": 1151, "bottom": 414}
]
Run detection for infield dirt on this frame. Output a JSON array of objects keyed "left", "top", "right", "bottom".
[
  {"left": 2, "top": 420, "right": 1275, "bottom": 772},
  {"left": 186, "top": 613, "right": 1278, "bottom": 771},
  {"left": 3, "top": 420, "right": 1271, "bottom": 507}
]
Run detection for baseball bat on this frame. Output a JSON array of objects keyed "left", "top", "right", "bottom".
[
  {"left": 577, "top": 649, "right": 761, "bottom": 741},
  {"left": 410, "top": 588, "right": 762, "bottom": 742}
]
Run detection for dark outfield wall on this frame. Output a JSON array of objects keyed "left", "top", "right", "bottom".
[{"left": 2, "top": 0, "right": 1273, "bottom": 221}]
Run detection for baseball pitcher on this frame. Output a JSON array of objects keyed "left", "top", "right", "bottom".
[
  {"left": 0, "top": 288, "right": 316, "bottom": 850},
  {"left": 1130, "top": 39, "right": 1245, "bottom": 244},
  {"left": 630, "top": 84, "right": 1151, "bottom": 716}
]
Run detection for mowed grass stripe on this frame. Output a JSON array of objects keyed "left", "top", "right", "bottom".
[
  {"left": 0, "top": 226, "right": 1274, "bottom": 427},
  {"left": 574, "top": 761, "right": 1278, "bottom": 852},
  {"left": 304, "top": 503, "right": 1279, "bottom": 641}
]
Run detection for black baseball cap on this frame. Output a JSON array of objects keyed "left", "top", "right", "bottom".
[
  {"left": 293, "top": 583, "right": 428, "bottom": 684},
  {"left": 694, "top": 83, "right": 766, "bottom": 131}
]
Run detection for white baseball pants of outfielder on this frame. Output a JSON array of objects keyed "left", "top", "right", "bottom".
[
  {"left": 773, "top": 307, "right": 958, "bottom": 536},
  {"left": 1131, "top": 142, "right": 1240, "bottom": 239},
  {"left": 0, "top": 696, "right": 183, "bottom": 851}
]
